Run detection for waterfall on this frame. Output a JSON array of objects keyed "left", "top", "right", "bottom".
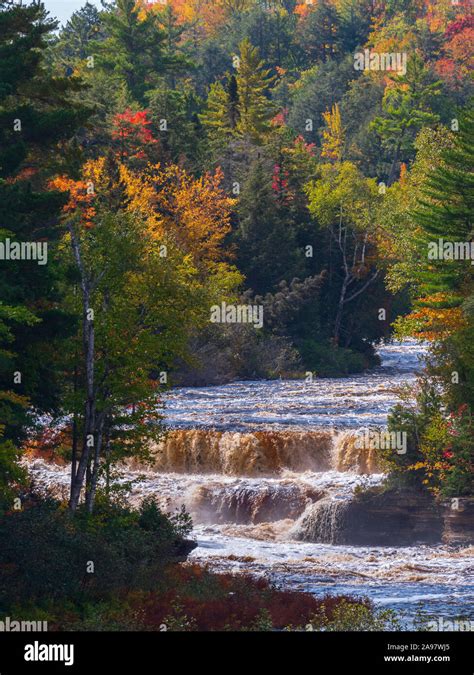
[
  {"left": 24, "top": 342, "right": 470, "bottom": 623},
  {"left": 291, "top": 497, "right": 349, "bottom": 544},
  {"left": 189, "top": 480, "right": 325, "bottom": 525},
  {"left": 333, "top": 431, "right": 382, "bottom": 474},
  {"left": 140, "top": 429, "right": 335, "bottom": 475},
  {"left": 125, "top": 428, "right": 381, "bottom": 476}
]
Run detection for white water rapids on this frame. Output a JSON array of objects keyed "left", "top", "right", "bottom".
[
  {"left": 160, "top": 340, "right": 423, "bottom": 431},
  {"left": 28, "top": 341, "right": 474, "bottom": 627}
]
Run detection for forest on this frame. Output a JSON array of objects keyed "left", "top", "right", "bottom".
[{"left": 0, "top": 0, "right": 472, "bottom": 636}]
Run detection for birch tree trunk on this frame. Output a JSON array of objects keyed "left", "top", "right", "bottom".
[{"left": 68, "top": 222, "right": 97, "bottom": 512}]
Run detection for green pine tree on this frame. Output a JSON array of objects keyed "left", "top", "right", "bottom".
[
  {"left": 236, "top": 38, "right": 276, "bottom": 143},
  {"left": 414, "top": 109, "right": 474, "bottom": 408},
  {"left": 54, "top": 1, "right": 106, "bottom": 63},
  {"left": 97, "top": 0, "right": 181, "bottom": 104},
  {"left": 0, "top": 0, "right": 90, "bottom": 493},
  {"left": 236, "top": 157, "right": 304, "bottom": 294},
  {"left": 200, "top": 76, "right": 239, "bottom": 156}
]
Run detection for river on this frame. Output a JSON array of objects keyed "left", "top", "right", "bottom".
[{"left": 28, "top": 341, "right": 473, "bottom": 628}]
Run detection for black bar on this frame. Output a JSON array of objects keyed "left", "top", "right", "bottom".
[{"left": 0, "top": 631, "right": 470, "bottom": 674}]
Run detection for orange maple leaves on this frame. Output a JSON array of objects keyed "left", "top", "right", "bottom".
[
  {"left": 49, "top": 173, "right": 97, "bottom": 227},
  {"left": 404, "top": 294, "right": 465, "bottom": 341}
]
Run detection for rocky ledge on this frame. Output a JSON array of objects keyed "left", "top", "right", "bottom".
[
  {"left": 339, "top": 488, "right": 444, "bottom": 545},
  {"left": 294, "top": 487, "right": 473, "bottom": 546}
]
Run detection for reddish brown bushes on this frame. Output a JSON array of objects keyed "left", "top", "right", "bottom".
[{"left": 130, "top": 563, "right": 370, "bottom": 631}]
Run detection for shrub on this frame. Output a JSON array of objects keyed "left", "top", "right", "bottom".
[
  {"left": 131, "top": 564, "right": 386, "bottom": 632},
  {"left": 0, "top": 496, "right": 192, "bottom": 609},
  {"left": 307, "top": 599, "right": 401, "bottom": 631},
  {"left": 299, "top": 340, "right": 370, "bottom": 376},
  {"left": 385, "top": 379, "right": 474, "bottom": 497}
]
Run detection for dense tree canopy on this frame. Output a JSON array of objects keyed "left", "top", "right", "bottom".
[{"left": 0, "top": 0, "right": 472, "bottom": 509}]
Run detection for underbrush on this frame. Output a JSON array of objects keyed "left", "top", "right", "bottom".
[{"left": 9, "top": 563, "right": 400, "bottom": 632}]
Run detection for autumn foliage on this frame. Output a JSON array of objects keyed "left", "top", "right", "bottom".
[
  {"left": 118, "top": 162, "right": 236, "bottom": 270},
  {"left": 127, "top": 563, "right": 372, "bottom": 631},
  {"left": 50, "top": 157, "right": 235, "bottom": 273},
  {"left": 111, "top": 108, "right": 158, "bottom": 162}
]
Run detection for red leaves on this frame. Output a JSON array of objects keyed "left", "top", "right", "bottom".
[
  {"left": 444, "top": 15, "right": 474, "bottom": 39},
  {"left": 435, "top": 21, "right": 474, "bottom": 86},
  {"left": 111, "top": 109, "right": 158, "bottom": 162},
  {"left": 271, "top": 108, "right": 288, "bottom": 127},
  {"left": 294, "top": 134, "right": 316, "bottom": 156},
  {"left": 272, "top": 163, "right": 290, "bottom": 200}
]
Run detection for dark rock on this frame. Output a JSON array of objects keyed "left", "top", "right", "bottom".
[
  {"left": 172, "top": 538, "right": 198, "bottom": 562},
  {"left": 341, "top": 488, "right": 444, "bottom": 545}
]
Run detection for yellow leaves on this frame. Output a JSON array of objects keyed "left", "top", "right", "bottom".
[
  {"left": 408, "top": 461, "right": 427, "bottom": 471},
  {"left": 405, "top": 305, "right": 465, "bottom": 340},
  {"left": 52, "top": 157, "right": 236, "bottom": 274},
  {"left": 119, "top": 163, "right": 161, "bottom": 232},
  {"left": 367, "top": 14, "right": 418, "bottom": 56},
  {"left": 419, "top": 292, "right": 456, "bottom": 305},
  {"left": 82, "top": 157, "right": 109, "bottom": 194},
  {"left": 321, "top": 104, "right": 343, "bottom": 162},
  {"left": 139, "top": 0, "right": 228, "bottom": 36},
  {"left": 119, "top": 163, "right": 235, "bottom": 270}
]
